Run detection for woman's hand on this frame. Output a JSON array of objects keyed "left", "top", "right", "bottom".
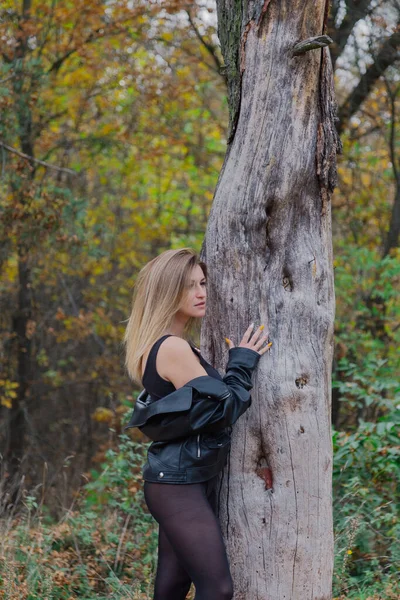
[{"left": 225, "top": 323, "right": 272, "bottom": 356}]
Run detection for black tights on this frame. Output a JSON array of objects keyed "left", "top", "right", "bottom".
[{"left": 143, "top": 475, "right": 233, "bottom": 600}]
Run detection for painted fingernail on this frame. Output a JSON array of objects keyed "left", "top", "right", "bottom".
[
  {"left": 267, "top": 342, "right": 273, "bottom": 349},
  {"left": 225, "top": 338, "right": 231, "bottom": 344},
  {"left": 260, "top": 324, "right": 265, "bottom": 331}
]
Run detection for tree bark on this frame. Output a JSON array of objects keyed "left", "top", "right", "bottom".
[{"left": 201, "top": 1, "right": 340, "bottom": 598}]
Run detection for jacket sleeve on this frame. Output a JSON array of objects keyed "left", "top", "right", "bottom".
[{"left": 125, "top": 347, "right": 260, "bottom": 441}]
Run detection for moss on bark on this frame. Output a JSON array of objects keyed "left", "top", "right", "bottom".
[{"left": 216, "top": 0, "right": 244, "bottom": 142}]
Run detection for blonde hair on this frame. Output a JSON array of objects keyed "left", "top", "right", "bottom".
[{"left": 123, "top": 248, "right": 207, "bottom": 385}]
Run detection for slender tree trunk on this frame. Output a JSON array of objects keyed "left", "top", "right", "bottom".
[
  {"left": 383, "top": 170, "right": 400, "bottom": 257},
  {"left": 4, "top": 0, "right": 35, "bottom": 495},
  {"left": 201, "top": 2, "right": 340, "bottom": 598},
  {"left": 7, "top": 247, "right": 32, "bottom": 479}
]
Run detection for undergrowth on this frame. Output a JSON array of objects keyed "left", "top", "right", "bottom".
[{"left": 0, "top": 422, "right": 398, "bottom": 599}]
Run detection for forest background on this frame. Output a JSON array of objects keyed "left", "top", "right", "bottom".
[{"left": 0, "top": 1, "right": 399, "bottom": 599}]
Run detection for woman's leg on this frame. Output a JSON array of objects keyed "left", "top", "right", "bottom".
[
  {"left": 153, "top": 525, "right": 192, "bottom": 600},
  {"left": 144, "top": 480, "right": 233, "bottom": 600},
  {"left": 204, "top": 473, "right": 220, "bottom": 516}
]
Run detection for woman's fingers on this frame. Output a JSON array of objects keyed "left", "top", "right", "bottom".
[
  {"left": 259, "top": 341, "right": 273, "bottom": 355},
  {"left": 227, "top": 323, "right": 272, "bottom": 355},
  {"left": 251, "top": 324, "right": 267, "bottom": 345},
  {"left": 254, "top": 332, "right": 269, "bottom": 350},
  {"left": 241, "top": 322, "right": 254, "bottom": 344},
  {"left": 224, "top": 337, "right": 234, "bottom": 349}
]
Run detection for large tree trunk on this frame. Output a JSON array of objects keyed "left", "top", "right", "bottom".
[{"left": 201, "top": 2, "right": 340, "bottom": 598}]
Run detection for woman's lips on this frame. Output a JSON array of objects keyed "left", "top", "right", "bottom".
[{"left": 195, "top": 303, "right": 206, "bottom": 307}]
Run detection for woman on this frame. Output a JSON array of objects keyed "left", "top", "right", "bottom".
[{"left": 123, "top": 248, "right": 271, "bottom": 600}]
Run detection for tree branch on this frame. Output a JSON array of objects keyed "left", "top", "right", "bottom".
[
  {"left": 338, "top": 26, "right": 400, "bottom": 133},
  {"left": 47, "top": 25, "right": 123, "bottom": 74},
  {"left": 348, "top": 124, "right": 381, "bottom": 140},
  {"left": 0, "top": 73, "right": 15, "bottom": 85},
  {"left": 328, "top": 0, "right": 371, "bottom": 68},
  {"left": 46, "top": 12, "right": 146, "bottom": 75},
  {"left": 154, "top": 36, "right": 221, "bottom": 75},
  {"left": 48, "top": 47, "right": 77, "bottom": 74},
  {"left": 0, "top": 141, "right": 78, "bottom": 175},
  {"left": 186, "top": 10, "right": 223, "bottom": 74},
  {"left": 330, "top": 0, "right": 340, "bottom": 26},
  {"left": 33, "top": 109, "right": 69, "bottom": 138}
]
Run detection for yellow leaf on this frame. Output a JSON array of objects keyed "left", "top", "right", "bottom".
[
  {"left": 92, "top": 407, "right": 114, "bottom": 423},
  {"left": 1, "top": 397, "right": 12, "bottom": 409}
]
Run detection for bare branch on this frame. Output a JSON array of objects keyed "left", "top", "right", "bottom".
[
  {"left": 186, "top": 10, "right": 223, "bottom": 74},
  {"left": 0, "top": 140, "right": 78, "bottom": 175},
  {"left": 33, "top": 109, "right": 69, "bottom": 138},
  {"left": 0, "top": 73, "right": 15, "bottom": 85},
  {"left": 46, "top": 12, "right": 147, "bottom": 75},
  {"left": 348, "top": 124, "right": 381, "bottom": 140},
  {"left": 338, "top": 26, "right": 400, "bottom": 133},
  {"left": 48, "top": 47, "right": 77, "bottom": 74},
  {"left": 328, "top": 0, "right": 371, "bottom": 68},
  {"left": 154, "top": 36, "right": 221, "bottom": 75}
]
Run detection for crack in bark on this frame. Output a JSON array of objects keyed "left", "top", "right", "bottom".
[
  {"left": 285, "top": 417, "right": 299, "bottom": 596},
  {"left": 257, "top": 392, "right": 273, "bottom": 491},
  {"left": 240, "top": 21, "right": 252, "bottom": 74},
  {"left": 254, "top": 0, "right": 272, "bottom": 31},
  {"left": 268, "top": 494, "right": 273, "bottom": 540}
]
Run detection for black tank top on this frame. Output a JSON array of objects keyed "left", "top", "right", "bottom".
[{"left": 142, "top": 334, "right": 222, "bottom": 400}]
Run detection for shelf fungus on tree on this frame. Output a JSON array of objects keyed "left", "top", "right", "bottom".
[{"left": 292, "top": 35, "right": 333, "bottom": 57}]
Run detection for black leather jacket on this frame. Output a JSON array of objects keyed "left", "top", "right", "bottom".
[{"left": 124, "top": 347, "right": 260, "bottom": 484}]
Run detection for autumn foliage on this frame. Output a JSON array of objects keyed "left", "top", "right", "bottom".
[{"left": 0, "top": 1, "right": 399, "bottom": 599}]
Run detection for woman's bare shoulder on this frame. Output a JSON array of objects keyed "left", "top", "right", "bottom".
[
  {"left": 158, "top": 335, "right": 192, "bottom": 356},
  {"left": 157, "top": 336, "right": 205, "bottom": 384}
]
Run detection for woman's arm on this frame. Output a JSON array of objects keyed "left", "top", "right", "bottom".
[
  {"left": 126, "top": 347, "right": 260, "bottom": 440},
  {"left": 125, "top": 325, "right": 269, "bottom": 440}
]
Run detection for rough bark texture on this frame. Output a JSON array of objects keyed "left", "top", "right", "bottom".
[{"left": 201, "top": 1, "right": 340, "bottom": 598}]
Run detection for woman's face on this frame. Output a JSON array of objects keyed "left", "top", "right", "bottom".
[{"left": 178, "top": 265, "right": 207, "bottom": 319}]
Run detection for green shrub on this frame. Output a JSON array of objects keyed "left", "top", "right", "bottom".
[{"left": 332, "top": 415, "right": 400, "bottom": 596}]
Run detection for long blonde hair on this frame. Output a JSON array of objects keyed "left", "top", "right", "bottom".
[{"left": 123, "top": 248, "right": 207, "bottom": 385}]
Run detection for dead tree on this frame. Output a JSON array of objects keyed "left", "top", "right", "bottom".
[{"left": 201, "top": 2, "right": 341, "bottom": 598}]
